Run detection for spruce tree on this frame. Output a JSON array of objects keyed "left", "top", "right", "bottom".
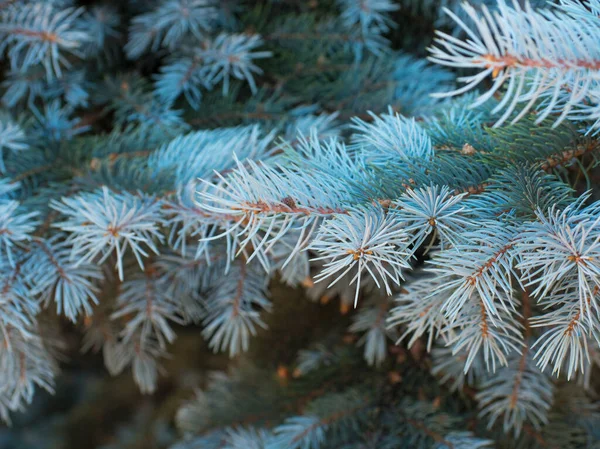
[{"left": 0, "top": 0, "right": 599, "bottom": 447}]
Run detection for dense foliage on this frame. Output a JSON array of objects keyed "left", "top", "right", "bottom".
[{"left": 0, "top": 0, "right": 599, "bottom": 448}]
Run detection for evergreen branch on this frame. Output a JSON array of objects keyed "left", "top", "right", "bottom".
[
  {"left": 0, "top": 3, "right": 89, "bottom": 78},
  {"left": 201, "top": 260, "right": 271, "bottom": 356},
  {"left": 310, "top": 205, "right": 411, "bottom": 307},
  {"left": 429, "top": 0, "right": 600, "bottom": 130},
  {"left": 267, "top": 390, "right": 371, "bottom": 449},
  {"left": 50, "top": 186, "right": 165, "bottom": 280},
  {"left": 540, "top": 139, "right": 600, "bottom": 171}
]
